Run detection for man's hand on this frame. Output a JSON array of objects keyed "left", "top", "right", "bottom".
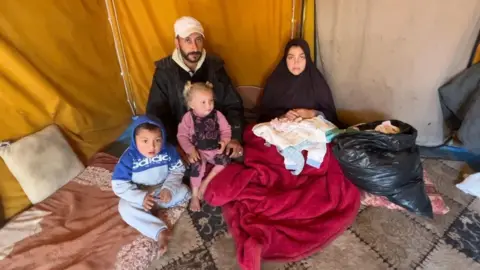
[
  {"left": 225, "top": 139, "right": 243, "bottom": 158},
  {"left": 176, "top": 145, "right": 189, "bottom": 165},
  {"left": 157, "top": 189, "right": 172, "bottom": 203},
  {"left": 188, "top": 149, "right": 200, "bottom": 164},
  {"left": 142, "top": 192, "right": 156, "bottom": 211}
]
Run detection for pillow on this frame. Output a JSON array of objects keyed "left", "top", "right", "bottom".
[
  {"left": 360, "top": 170, "right": 450, "bottom": 215},
  {"left": 0, "top": 125, "right": 85, "bottom": 204}
]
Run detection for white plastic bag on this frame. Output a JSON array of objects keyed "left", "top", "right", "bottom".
[{"left": 456, "top": 173, "right": 480, "bottom": 197}]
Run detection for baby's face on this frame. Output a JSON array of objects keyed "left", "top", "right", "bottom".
[
  {"left": 189, "top": 90, "right": 214, "bottom": 117},
  {"left": 135, "top": 128, "right": 162, "bottom": 158}
]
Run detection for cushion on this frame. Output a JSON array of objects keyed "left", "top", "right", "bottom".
[
  {"left": 0, "top": 125, "right": 85, "bottom": 204},
  {"left": 237, "top": 85, "right": 262, "bottom": 110},
  {"left": 360, "top": 169, "right": 450, "bottom": 215},
  {"left": 237, "top": 85, "right": 262, "bottom": 124}
]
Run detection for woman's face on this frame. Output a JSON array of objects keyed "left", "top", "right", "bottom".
[{"left": 286, "top": 46, "right": 306, "bottom": 75}]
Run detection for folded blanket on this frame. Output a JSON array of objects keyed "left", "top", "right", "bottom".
[
  {"left": 204, "top": 124, "right": 361, "bottom": 270},
  {"left": 253, "top": 116, "right": 339, "bottom": 174},
  {"left": 252, "top": 115, "right": 335, "bottom": 149}
]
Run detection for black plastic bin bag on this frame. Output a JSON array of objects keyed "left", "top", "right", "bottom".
[{"left": 332, "top": 120, "right": 433, "bottom": 218}]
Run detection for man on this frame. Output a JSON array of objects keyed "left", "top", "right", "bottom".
[{"left": 146, "top": 16, "right": 245, "bottom": 159}]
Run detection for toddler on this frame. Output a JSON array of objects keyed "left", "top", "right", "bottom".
[
  {"left": 112, "top": 115, "right": 191, "bottom": 256},
  {"left": 177, "top": 81, "right": 232, "bottom": 211}
]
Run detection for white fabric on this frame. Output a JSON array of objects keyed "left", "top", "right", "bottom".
[
  {"left": 0, "top": 125, "right": 85, "bottom": 204},
  {"left": 172, "top": 48, "right": 206, "bottom": 74},
  {"left": 456, "top": 173, "right": 480, "bottom": 197},
  {"left": 174, "top": 16, "right": 204, "bottom": 38},
  {"left": 254, "top": 117, "right": 330, "bottom": 174},
  {"left": 253, "top": 116, "right": 330, "bottom": 150},
  {"left": 0, "top": 209, "right": 50, "bottom": 259}
]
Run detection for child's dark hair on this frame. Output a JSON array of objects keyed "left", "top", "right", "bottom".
[{"left": 134, "top": 123, "right": 162, "bottom": 136}]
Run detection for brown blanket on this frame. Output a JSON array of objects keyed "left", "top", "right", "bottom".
[{"left": 0, "top": 153, "right": 186, "bottom": 270}]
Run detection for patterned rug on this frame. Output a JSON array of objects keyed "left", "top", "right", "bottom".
[{"left": 147, "top": 159, "right": 480, "bottom": 270}]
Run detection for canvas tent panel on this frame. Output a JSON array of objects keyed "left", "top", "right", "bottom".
[
  {"left": 2, "top": 0, "right": 479, "bottom": 219},
  {"left": 315, "top": 0, "right": 480, "bottom": 146},
  {"left": 0, "top": 0, "right": 314, "bottom": 219},
  {"left": 0, "top": 0, "right": 131, "bottom": 218}
]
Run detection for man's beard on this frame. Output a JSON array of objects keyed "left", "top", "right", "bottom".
[{"left": 179, "top": 48, "right": 202, "bottom": 63}]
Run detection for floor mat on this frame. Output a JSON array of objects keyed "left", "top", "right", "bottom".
[{"left": 147, "top": 159, "right": 480, "bottom": 270}]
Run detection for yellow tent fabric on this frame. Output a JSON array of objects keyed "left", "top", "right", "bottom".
[
  {"left": 473, "top": 43, "right": 480, "bottom": 65},
  {"left": 112, "top": 0, "right": 315, "bottom": 113},
  {"left": 0, "top": 0, "right": 131, "bottom": 218},
  {"left": 0, "top": 0, "right": 314, "bottom": 219}
]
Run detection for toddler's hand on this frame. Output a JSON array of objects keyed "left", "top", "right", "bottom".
[
  {"left": 176, "top": 145, "right": 189, "bottom": 165},
  {"left": 142, "top": 192, "right": 156, "bottom": 211},
  {"left": 158, "top": 189, "right": 172, "bottom": 203},
  {"left": 218, "top": 141, "right": 228, "bottom": 153},
  {"left": 188, "top": 149, "right": 200, "bottom": 164}
]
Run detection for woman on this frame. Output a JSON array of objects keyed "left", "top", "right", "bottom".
[
  {"left": 258, "top": 38, "right": 340, "bottom": 126},
  {"left": 203, "top": 39, "right": 360, "bottom": 267},
  {"left": 201, "top": 39, "right": 360, "bottom": 270}
]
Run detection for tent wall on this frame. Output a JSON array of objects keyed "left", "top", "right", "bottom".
[
  {"left": 0, "top": 0, "right": 131, "bottom": 218},
  {"left": 112, "top": 0, "right": 314, "bottom": 113},
  {"left": 2, "top": 0, "right": 479, "bottom": 219},
  {"left": 315, "top": 0, "right": 480, "bottom": 145}
]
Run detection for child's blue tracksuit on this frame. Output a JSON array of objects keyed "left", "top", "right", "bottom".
[{"left": 112, "top": 115, "right": 191, "bottom": 241}]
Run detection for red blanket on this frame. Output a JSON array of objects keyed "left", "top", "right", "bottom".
[{"left": 204, "top": 125, "right": 361, "bottom": 270}]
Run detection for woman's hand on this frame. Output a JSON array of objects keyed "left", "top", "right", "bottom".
[
  {"left": 294, "top": 109, "right": 316, "bottom": 119},
  {"left": 284, "top": 110, "right": 301, "bottom": 122},
  {"left": 283, "top": 109, "right": 316, "bottom": 121}
]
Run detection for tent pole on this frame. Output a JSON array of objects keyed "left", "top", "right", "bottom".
[
  {"left": 105, "top": 0, "right": 137, "bottom": 116},
  {"left": 298, "top": 0, "right": 307, "bottom": 38},
  {"left": 290, "top": 0, "right": 297, "bottom": 39},
  {"left": 314, "top": 0, "right": 317, "bottom": 66}
]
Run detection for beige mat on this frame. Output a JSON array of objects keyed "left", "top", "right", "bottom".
[{"left": 148, "top": 159, "right": 480, "bottom": 270}]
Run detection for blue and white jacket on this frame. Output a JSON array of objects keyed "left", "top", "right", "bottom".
[{"left": 111, "top": 115, "right": 185, "bottom": 205}]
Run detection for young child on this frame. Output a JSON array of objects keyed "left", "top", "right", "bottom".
[
  {"left": 177, "top": 81, "right": 232, "bottom": 212},
  {"left": 112, "top": 115, "right": 191, "bottom": 256}
]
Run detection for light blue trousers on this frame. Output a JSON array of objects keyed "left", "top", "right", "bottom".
[{"left": 118, "top": 184, "right": 191, "bottom": 240}]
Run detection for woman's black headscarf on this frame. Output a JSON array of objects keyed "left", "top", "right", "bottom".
[{"left": 258, "top": 38, "right": 339, "bottom": 126}]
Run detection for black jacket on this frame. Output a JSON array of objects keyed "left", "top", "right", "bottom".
[{"left": 146, "top": 54, "right": 245, "bottom": 145}]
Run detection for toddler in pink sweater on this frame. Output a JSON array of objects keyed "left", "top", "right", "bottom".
[{"left": 177, "top": 81, "right": 232, "bottom": 211}]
